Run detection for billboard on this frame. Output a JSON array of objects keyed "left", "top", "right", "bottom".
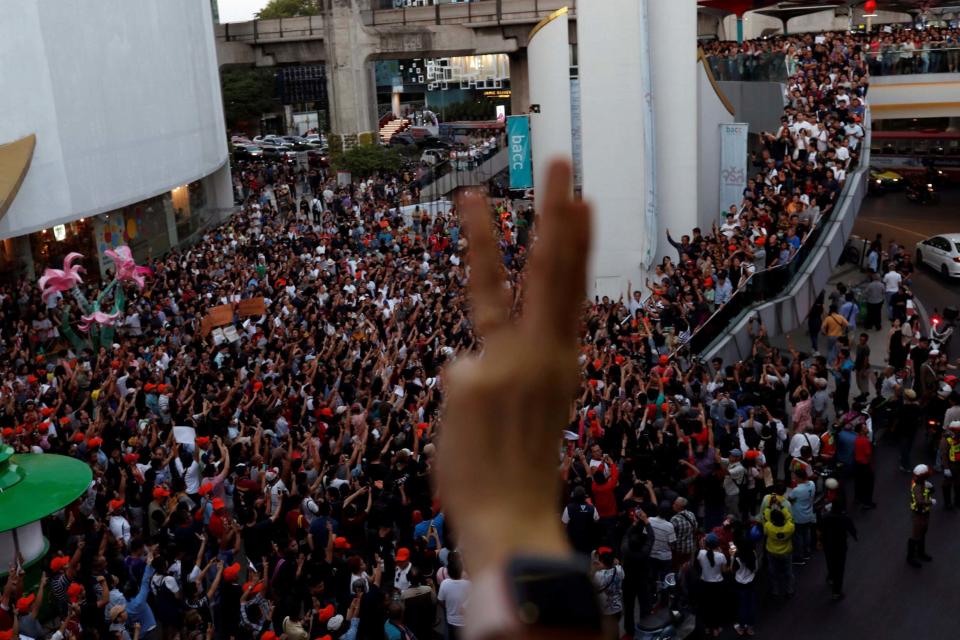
[{"left": 507, "top": 115, "right": 532, "bottom": 190}]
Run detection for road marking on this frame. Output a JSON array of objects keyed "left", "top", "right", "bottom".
[{"left": 855, "top": 220, "right": 929, "bottom": 240}]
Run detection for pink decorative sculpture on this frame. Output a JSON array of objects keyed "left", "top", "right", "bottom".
[
  {"left": 105, "top": 246, "right": 152, "bottom": 288},
  {"left": 37, "top": 252, "right": 85, "bottom": 303},
  {"left": 77, "top": 310, "right": 121, "bottom": 332}
]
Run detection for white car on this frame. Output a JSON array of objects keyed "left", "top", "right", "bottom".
[{"left": 916, "top": 233, "right": 960, "bottom": 278}]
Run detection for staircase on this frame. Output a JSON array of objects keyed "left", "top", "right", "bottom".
[{"left": 379, "top": 118, "right": 410, "bottom": 144}]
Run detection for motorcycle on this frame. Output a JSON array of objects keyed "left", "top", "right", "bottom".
[{"left": 905, "top": 179, "right": 938, "bottom": 205}]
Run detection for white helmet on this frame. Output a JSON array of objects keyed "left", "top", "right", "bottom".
[
  {"left": 913, "top": 464, "right": 929, "bottom": 476},
  {"left": 825, "top": 478, "right": 839, "bottom": 490}
]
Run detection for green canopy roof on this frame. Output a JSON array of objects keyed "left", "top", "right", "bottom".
[{"left": 0, "top": 448, "right": 92, "bottom": 532}]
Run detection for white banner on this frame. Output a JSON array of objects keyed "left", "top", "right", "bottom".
[{"left": 719, "top": 123, "right": 749, "bottom": 216}]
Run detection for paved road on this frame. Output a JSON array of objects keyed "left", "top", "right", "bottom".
[{"left": 852, "top": 186, "right": 960, "bottom": 360}]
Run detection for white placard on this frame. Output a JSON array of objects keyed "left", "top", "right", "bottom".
[
  {"left": 719, "top": 123, "right": 749, "bottom": 217},
  {"left": 173, "top": 426, "right": 196, "bottom": 446}
]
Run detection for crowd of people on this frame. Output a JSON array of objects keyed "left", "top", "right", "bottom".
[
  {"left": 1, "top": 27, "right": 957, "bottom": 640},
  {"left": 704, "top": 23, "right": 960, "bottom": 80}
]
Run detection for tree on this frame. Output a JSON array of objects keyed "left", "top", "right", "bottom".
[
  {"left": 220, "top": 68, "right": 278, "bottom": 132},
  {"left": 333, "top": 144, "right": 403, "bottom": 178},
  {"left": 256, "top": 0, "right": 321, "bottom": 19}
]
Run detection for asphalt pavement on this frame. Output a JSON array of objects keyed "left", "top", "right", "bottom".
[{"left": 852, "top": 186, "right": 960, "bottom": 361}]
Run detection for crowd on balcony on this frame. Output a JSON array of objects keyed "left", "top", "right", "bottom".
[
  {"left": 2, "top": 27, "right": 959, "bottom": 640},
  {"left": 705, "top": 24, "right": 960, "bottom": 79}
]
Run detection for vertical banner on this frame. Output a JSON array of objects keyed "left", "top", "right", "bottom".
[
  {"left": 719, "top": 123, "right": 749, "bottom": 215},
  {"left": 506, "top": 115, "right": 533, "bottom": 190}
]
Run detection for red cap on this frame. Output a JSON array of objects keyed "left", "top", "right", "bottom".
[
  {"left": 223, "top": 562, "right": 242, "bottom": 581},
  {"left": 40, "top": 407, "right": 55, "bottom": 417},
  {"left": 60, "top": 416, "right": 72, "bottom": 425},
  {"left": 50, "top": 556, "right": 70, "bottom": 572},
  {"left": 123, "top": 453, "right": 139, "bottom": 464},
  {"left": 614, "top": 355, "right": 625, "bottom": 365},
  {"left": 16, "top": 593, "right": 36, "bottom": 613},
  {"left": 212, "top": 498, "right": 226, "bottom": 511},
  {"left": 198, "top": 483, "right": 214, "bottom": 496},
  {"left": 243, "top": 581, "right": 264, "bottom": 594},
  {"left": 593, "top": 358, "right": 603, "bottom": 370},
  {"left": 253, "top": 381, "right": 264, "bottom": 391},
  {"left": 87, "top": 437, "right": 103, "bottom": 448},
  {"left": 317, "top": 603, "right": 335, "bottom": 622},
  {"left": 597, "top": 546, "right": 613, "bottom": 555},
  {"left": 659, "top": 355, "right": 669, "bottom": 365},
  {"left": 108, "top": 499, "right": 125, "bottom": 512},
  {"left": 396, "top": 547, "right": 410, "bottom": 562},
  {"left": 195, "top": 436, "right": 210, "bottom": 449},
  {"left": 320, "top": 407, "right": 334, "bottom": 417},
  {"left": 261, "top": 633, "right": 278, "bottom": 640},
  {"left": 333, "top": 536, "right": 351, "bottom": 550},
  {"left": 144, "top": 383, "right": 157, "bottom": 392},
  {"left": 153, "top": 487, "right": 170, "bottom": 501},
  {"left": 67, "top": 582, "right": 84, "bottom": 601},
  {"left": 72, "top": 432, "right": 85, "bottom": 442},
  {"left": 745, "top": 449, "right": 761, "bottom": 461},
  {"left": 26, "top": 375, "right": 38, "bottom": 384}
]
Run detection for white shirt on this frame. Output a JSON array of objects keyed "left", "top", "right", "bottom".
[
  {"left": 175, "top": 458, "right": 201, "bottom": 494},
  {"left": 437, "top": 578, "right": 471, "bottom": 627},
  {"left": 109, "top": 515, "right": 131, "bottom": 545},
  {"left": 648, "top": 517, "right": 676, "bottom": 561},
  {"left": 788, "top": 431, "right": 821, "bottom": 458},
  {"left": 696, "top": 550, "right": 727, "bottom": 582},
  {"left": 883, "top": 270, "right": 902, "bottom": 293}
]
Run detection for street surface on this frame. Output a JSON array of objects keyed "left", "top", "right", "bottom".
[{"left": 745, "top": 188, "right": 960, "bottom": 639}]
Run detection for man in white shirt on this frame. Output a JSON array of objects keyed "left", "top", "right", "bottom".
[
  {"left": 882, "top": 265, "right": 902, "bottom": 320},
  {"left": 648, "top": 503, "right": 677, "bottom": 577}
]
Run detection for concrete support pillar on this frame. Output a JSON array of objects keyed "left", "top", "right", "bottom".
[
  {"left": 323, "top": 0, "right": 379, "bottom": 148},
  {"left": 528, "top": 9, "right": 572, "bottom": 198},
  {"left": 649, "top": 0, "right": 698, "bottom": 262},
  {"left": 508, "top": 51, "right": 530, "bottom": 117},
  {"left": 13, "top": 235, "right": 34, "bottom": 280},
  {"left": 164, "top": 197, "right": 179, "bottom": 248},
  {"left": 391, "top": 90, "right": 401, "bottom": 118},
  {"left": 202, "top": 163, "right": 236, "bottom": 224},
  {"left": 736, "top": 15, "right": 744, "bottom": 43}
]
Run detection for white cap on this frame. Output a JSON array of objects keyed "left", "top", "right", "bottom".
[
  {"left": 825, "top": 478, "right": 839, "bottom": 490},
  {"left": 327, "top": 615, "right": 344, "bottom": 631},
  {"left": 913, "top": 464, "right": 929, "bottom": 476}
]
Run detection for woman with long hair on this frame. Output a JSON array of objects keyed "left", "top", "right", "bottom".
[
  {"left": 732, "top": 533, "right": 760, "bottom": 636},
  {"left": 695, "top": 533, "right": 729, "bottom": 637}
]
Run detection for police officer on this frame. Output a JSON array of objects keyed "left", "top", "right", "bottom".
[
  {"left": 907, "top": 464, "right": 936, "bottom": 568},
  {"left": 940, "top": 421, "right": 960, "bottom": 510}
]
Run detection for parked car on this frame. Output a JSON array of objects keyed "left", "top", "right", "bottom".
[
  {"left": 233, "top": 144, "right": 263, "bottom": 160},
  {"left": 389, "top": 132, "right": 416, "bottom": 146},
  {"left": 420, "top": 149, "right": 447, "bottom": 166},
  {"left": 916, "top": 233, "right": 960, "bottom": 278},
  {"left": 305, "top": 135, "right": 327, "bottom": 147},
  {"left": 281, "top": 136, "right": 311, "bottom": 150},
  {"left": 307, "top": 148, "right": 329, "bottom": 168}
]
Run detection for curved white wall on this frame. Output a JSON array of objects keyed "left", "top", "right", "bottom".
[{"left": 0, "top": 0, "right": 229, "bottom": 239}]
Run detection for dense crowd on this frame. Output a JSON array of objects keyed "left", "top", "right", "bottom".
[{"left": 1, "top": 28, "right": 958, "bottom": 640}]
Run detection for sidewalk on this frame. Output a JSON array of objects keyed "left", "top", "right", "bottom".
[{"left": 768, "top": 262, "right": 928, "bottom": 398}]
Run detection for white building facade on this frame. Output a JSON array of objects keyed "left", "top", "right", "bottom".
[{"left": 0, "top": 0, "right": 232, "bottom": 278}]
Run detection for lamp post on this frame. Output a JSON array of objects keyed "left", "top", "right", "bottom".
[{"left": 863, "top": 0, "right": 878, "bottom": 32}]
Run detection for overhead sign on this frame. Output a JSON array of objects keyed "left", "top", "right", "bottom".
[{"left": 507, "top": 115, "right": 533, "bottom": 190}]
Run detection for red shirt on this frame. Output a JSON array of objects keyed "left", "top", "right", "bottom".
[
  {"left": 591, "top": 464, "right": 620, "bottom": 518},
  {"left": 854, "top": 435, "right": 873, "bottom": 465}
]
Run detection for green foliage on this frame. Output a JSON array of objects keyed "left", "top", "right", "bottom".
[
  {"left": 334, "top": 144, "right": 403, "bottom": 178},
  {"left": 220, "top": 67, "right": 277, "bottom": 131},
  {"left": 256, "top": 0, "right": 321, "bottom": 19},
  {"left": 440, "top": 97, "right": 509, "bottom": 121}
]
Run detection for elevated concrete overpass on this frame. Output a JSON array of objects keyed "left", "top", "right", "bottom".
[
  {"left": 216, "top": 0, "right": 575, "bottom": 146},
  {"left": 869, "top": 73, "right": 960, "bottom": 120}
]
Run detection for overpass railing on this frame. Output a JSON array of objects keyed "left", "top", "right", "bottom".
[
  {"left": 217, "top": 15, "right": 324, "bottom": 43},
  {"left": 704, "top": 52, "right": 788, "bottom": 83},
  {"left": 364, "top": 0, "right": 575, "bottom": 27}
]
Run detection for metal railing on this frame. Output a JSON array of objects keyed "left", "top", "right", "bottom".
[
  {"left": 363, "top": 0, "right": 574, "bottom": 27},
  {"left": 217, "top": 15, "right": 324, "bottom": 43},
  {"left": 703, "top": 48, "right": 960, "bottom": 81},
  {"left": 703, "top": 52, "right": 789, "bottom": 83},
  {"left": 864, "top": 47, "right": 960, "bottom": 75}
]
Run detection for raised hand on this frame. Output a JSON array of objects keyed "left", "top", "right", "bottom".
[{"left": 436, "top": 159, "right": 591, "bottom": 572}]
